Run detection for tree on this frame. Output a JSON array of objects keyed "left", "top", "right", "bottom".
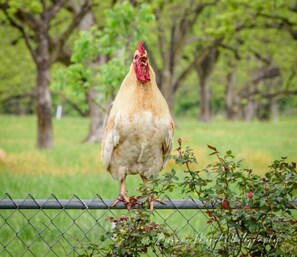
[
  {"left": 54, "top": 0, "right": 155, "bottom": 142},
  {"left": 147, "top": 0, "right": 218, "bottom": 113},
  {"left": 205, "top": 0, "right": 297, "bottom": 121},
  {"left": 0, "top": 0, "right": 91, "bottom": 148},
  {"left": 77, "top": 4, "right": 106, "bottom": 143},
  {"left": 1, "top": 0, "right": 296, "bottom": 125},
  {"left": 195, "top": 46, "right": 220, "bottom": 122},
  {"left": 0, "top": 25, "right": 35, "bottom": 114}
]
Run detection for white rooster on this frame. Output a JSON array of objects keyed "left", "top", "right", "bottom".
[{"left": 102, "top": 41, "right": 174, "bottom": 209}]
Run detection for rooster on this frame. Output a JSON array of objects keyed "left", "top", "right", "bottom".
[{"left": 101, "top": 41, "right": 174, "bottom": 209}]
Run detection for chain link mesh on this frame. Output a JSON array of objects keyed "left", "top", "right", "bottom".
[
  {"left": 1, "top": 193, "right": 296, "bottom": 257},
  {"left": 0, "top": 193, "right": 211, "bottom": 257}
]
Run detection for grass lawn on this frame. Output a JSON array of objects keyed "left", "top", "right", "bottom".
[
  {"left": 0, "top": 114, "right": 297, "bottom": 198},
  {"left": 0, "top": 115, "right": 296, "bottom": 256}
]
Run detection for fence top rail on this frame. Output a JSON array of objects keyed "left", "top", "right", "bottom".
[
  {"left": 0, "top": 194, "right": 296, "bottom": 210},
  {"left": 0, "top": 199, "right": 211, "bottom": 210}
]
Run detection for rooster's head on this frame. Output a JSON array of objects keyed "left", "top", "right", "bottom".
[{"left": 133, "top": 40, "right": 150, "bottom": 84}]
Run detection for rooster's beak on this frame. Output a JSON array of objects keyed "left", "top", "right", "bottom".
[{"left": 139, "top": 54, "right": 148, "bottom": 65}]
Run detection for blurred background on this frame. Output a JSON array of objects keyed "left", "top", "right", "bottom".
[{"left": 0, "top": 0, "right": 296, "bottom": 198}]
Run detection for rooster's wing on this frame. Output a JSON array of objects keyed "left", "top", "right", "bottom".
[
  {"left": 161, "top": 119, "right": 175, "bottom": 169},
  {"left": 101, "top": 115, "right": 120, "bottom": 170}
]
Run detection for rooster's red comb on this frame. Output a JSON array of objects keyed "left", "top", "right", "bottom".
[{"left": 137, "top": 40, "right": 146, "bottom": 55}]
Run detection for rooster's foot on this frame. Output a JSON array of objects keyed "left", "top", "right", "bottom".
[
  {"left": 111, "top": 194, "right": 129, "bottom": 208},
  {"left": 148, "top": 196, "right": 166, "bottom": 210},
  {"left": 111, "top": 194, "right": 142, "bottom": 210}
]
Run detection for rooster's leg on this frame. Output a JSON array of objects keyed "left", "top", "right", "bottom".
[
  {"left": 141, "top": 175, "right": 165, "bottom": 210},
  {"left": 111, "top": 176, "right": 130, "bottom": 208}
]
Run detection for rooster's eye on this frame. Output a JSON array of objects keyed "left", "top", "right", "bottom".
[{"left": 134, "top": 55, "right": 139, "bottom": 59}]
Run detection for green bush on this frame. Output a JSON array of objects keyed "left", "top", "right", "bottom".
[{"left": 79, "top": 139, "right": 297, "bottom": 257}]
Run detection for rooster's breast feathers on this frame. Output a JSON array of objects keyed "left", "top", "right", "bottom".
[{"left": 102, "top": 65, "right": 174, "bottom": 181}]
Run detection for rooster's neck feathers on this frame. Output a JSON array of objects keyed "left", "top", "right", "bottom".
[{"left": 110, "top": 65, "right": 169, "bottom": 117}]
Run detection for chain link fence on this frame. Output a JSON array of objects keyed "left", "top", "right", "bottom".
[
  {"left": 0, "top": 193, "right": 214, "bottom": 257},
  {"left": 1, "top": 193, "right": 296, "bottom": 257}
]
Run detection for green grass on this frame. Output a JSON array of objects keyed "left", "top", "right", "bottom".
[
  {"left": 0, "top": 115, "right": 296, "bottom": 256},
  {"left": 1, "top": 114, "right": 297, "bottom": 197},
  {"left": 176, "top": 116, "right": 297, "bottom": 170}
]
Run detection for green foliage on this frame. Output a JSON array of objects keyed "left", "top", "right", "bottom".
[
  {"left": 53, "top": 0, "right": 155, "bottom": 110},
  {"left": 81, "top": 138, "right": 297, "bottom": 257},
  {"left": 97, "top": 210, "right": 205, "bottom": 257},
  {"left": 177, "top": 0, "right": 297, "bottom": 118},
  {"left": 0, "top": 0, "right": 42, "bottom": 15},
  {"left": 79, "top": 209, "right": 210, "bottom": 257},
  {"left": 1, "top": 0, "right": 297, "bottom": 117},
  {"left": 96, "top": 58, "right": 128, "bottom": 101},
  {"left": 0, "top": 25, "right": 35, "bottom": 113},
  {"left": 177, "top": 141, "right": 297, "bottom": 256}
]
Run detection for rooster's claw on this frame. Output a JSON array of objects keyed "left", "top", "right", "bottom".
[
  {"left": 111, "top": 194, "right": 142, "bottom": 210},
  {"left": 148, "top": 196, "right": 166, "bottom": 210}
]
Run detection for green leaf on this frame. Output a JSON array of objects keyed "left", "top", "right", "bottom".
[{"left": 207, "top": 145, "right": 218, "bottom": 152}]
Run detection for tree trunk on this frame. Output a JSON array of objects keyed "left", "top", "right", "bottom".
[
  {"left": 196, "top": 47, "right": 219, "bottom": 122},
  {"left": 83, "top": 87, "right": 105, "bottom": 143},
  {"left": 244, "top": 99, "right": 256, "bottom": 122},
  {"left": 266, "top": 78, "right": 280, "bottom": 122},
  {"left": 241, "top": 83, "right": 257, "bottom": 122},
  {"left": 1, "top": 0, "right": 92, "bottom": 149},
  {"left": 270, "top": 97, "right": 279, "bottom": 122},
  {"left": 78, "top": 6, "right": 106, "bottom": 143},
  {"left": 199, "top": 75, "right": 212, "bottom": 122},
  {"left": 161, "top": 70, "right": 175, "bottom": 115},
  {"left": 225, "top": 65, "right": 238, "bottom": 120},
  {"left": 36, "top": 24, "right": 53, "bottom": 149}
]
